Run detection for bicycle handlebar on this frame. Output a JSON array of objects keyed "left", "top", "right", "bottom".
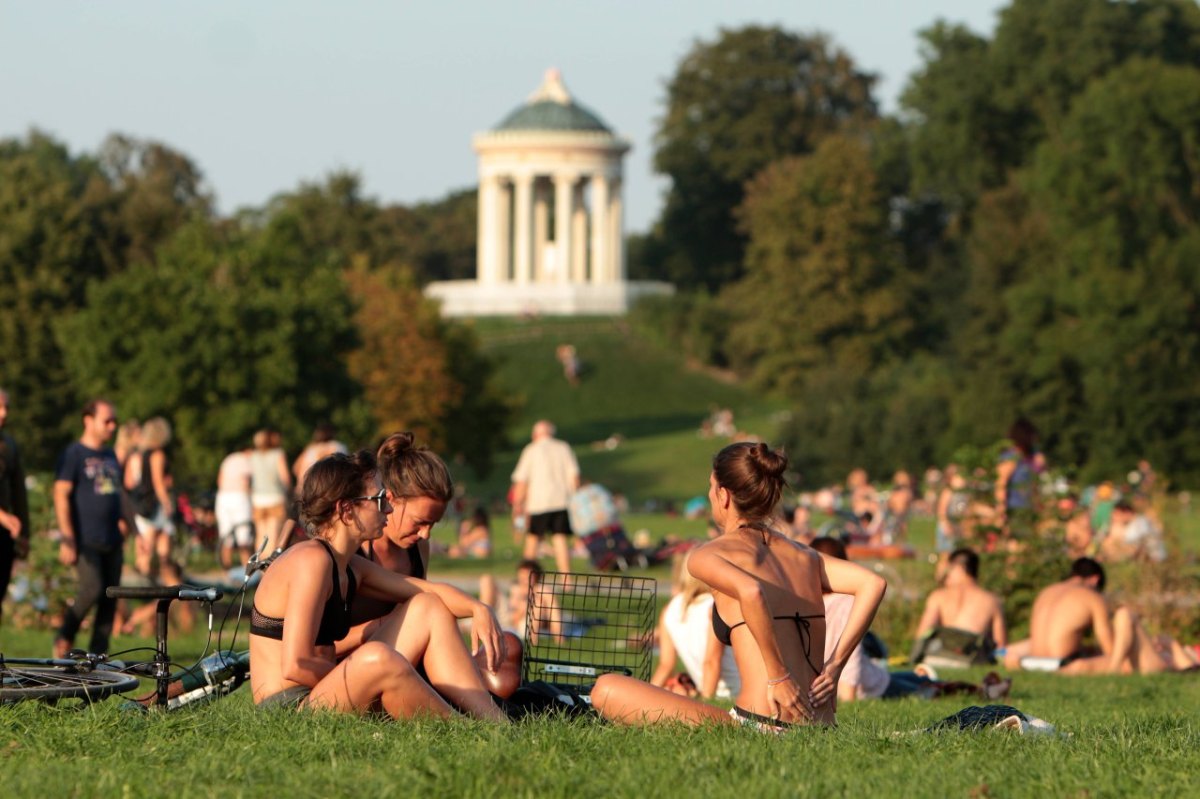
[{"left": 106, "top": 585, "right": 223, "bottom": 602}]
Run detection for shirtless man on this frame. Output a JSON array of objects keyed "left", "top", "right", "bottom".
[
  {"left": 1004, "top": 558, "right": 1195, "bottom": 674},
  {"left": 915, "top": 548, "right": 1007, "bottom": 652}
]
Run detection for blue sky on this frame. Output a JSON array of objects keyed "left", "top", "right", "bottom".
[{"left": 2, "top": 1, "right": 1003, "bottom": 232}]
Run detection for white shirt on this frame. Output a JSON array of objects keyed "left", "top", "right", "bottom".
[
  {"left": 511, "top": 437, "right": 579, "bottom": 515},
  {"left": 662, "top": 593, "right": 740, "bottom": 699}
]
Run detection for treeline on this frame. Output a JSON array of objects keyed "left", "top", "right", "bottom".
[
  {"left": 0, "top": 134, "right": 508, "bottom": 481},
  {"left": 629, "top": 0, "right": 1200, "bottom": 485}
]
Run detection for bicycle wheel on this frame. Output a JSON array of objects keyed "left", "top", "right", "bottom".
[{"left": 0, "top": 664, "right": 140, "bottom": 703}]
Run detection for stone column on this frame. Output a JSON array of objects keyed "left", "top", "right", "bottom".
[
  {"left": 497, "top": 179, "right": 512, "bottom": 282},
  {"left": 476, "top": 175, "right": 498, "bottom": 284},
  {"left": 572, "top": 182, "right": 587, "bottom": 283},
  {"left": 610, "top": 177, "right": 624, "bottom": 282},
  {"left": 590, "top": 173, "right": 609, "bottom": 284},
  {"left": 533, "top": 178, "right": 550, "bottom": 282},
  {"left": 554, "top": 174, "right": 575, "bottom": 284},
  {"left": 513, "top": 172, "right": 533, "bottom": 285}
]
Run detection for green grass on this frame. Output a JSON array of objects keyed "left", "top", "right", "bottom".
[
  {"left": 458, "top": 316, "right": 783, "bottom": 504},
  {"left": 4, "top": 507, "right": 1199, "bottom": 798},
  {"left": 1, "top": 653, "right": 1197, "bottom": 798}
]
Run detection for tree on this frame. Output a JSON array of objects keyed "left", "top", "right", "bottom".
[
  {"left": 1009, "top": 59, "right": 1200, "bottom": 480},
  {"left": 344, "top": 263, "right": 510, "bottom": 477},
  {"left": 0, "top": 132, "right": 122, "bottom": 467},
  {"left": 653, "top": 25, "right": 877, "bottom": 290},
  {"left": 98, "top": 134, "right": 214, "bottom": 267},
  {"left": 725, "top": 135, "right": 910, "bottom": 392},
  {"left": 56, "top": 221, "right": 371, "bottom": 482},
  {"left": 903, "top": 0, "right": 1200, "bottom": 207}
]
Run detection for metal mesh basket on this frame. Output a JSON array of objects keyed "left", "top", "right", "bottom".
[{"left": 521, "top": 571, "right": 656, "bottom": 691}]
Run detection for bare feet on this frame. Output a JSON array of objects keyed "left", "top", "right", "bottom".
[{"left": 52, "top": 638, "right": 71, "bottom": 659}]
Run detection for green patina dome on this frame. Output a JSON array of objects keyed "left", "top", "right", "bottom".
[
  {"left": 495, "top": 100, "right": 610, "bottom": 133},
  {"left": 492, "top": 69, "right": 612, "bottom": 133}
]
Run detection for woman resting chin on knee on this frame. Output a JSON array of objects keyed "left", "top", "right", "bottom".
[
  {"left": 248, "top": 449, "right": 507, "bottom": 722},
  {"left": 333, "top": 433, "right": 521, "bottom": 704},
  {"left": 593, "top": 442, "right": 887, "bottom": 731}
]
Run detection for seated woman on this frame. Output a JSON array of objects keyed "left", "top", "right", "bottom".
[
  {"left": 449, "top": 506, "right": 493, "bottom": 559},
  {"left": 335, "top": 433, "right": 519, "bottom": 698},
  {"left": 249, "top": 450, "right": 507, "bottom": 721},
  {"left": 592, "top": 442, "right": 887, "bottom": 731},
  {"left": 650, "top": 561, "right": 740, "bottom": 700}
]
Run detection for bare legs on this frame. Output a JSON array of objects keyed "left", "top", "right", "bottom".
[
  {"left": 305, "top": 641, "right": 455, "bottom": 719},
  {"left": 592, "top": 673, "right": 731, "bottom": 727},
  {"left": 521, "top": 532, "right": 573, "bottom": 574},
  {"left": 1059, "top": 607, "right": 1173, "bottom": 675},
  {"left": 370, "top": 593, "right": 508, "bottom": 722}
]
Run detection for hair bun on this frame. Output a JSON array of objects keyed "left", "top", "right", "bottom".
[
  {"left": 377, "top": 432, "right": 416, "bottom": 465},
  {"left": 751, "top": 442, "right": 788, "bottom": 480}
]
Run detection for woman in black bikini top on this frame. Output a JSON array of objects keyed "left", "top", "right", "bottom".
[
  {"left": 247, "top": 450, "right": 509, "bottom": 722},
  {"left": 593, "top": 442, "right": 887, "bottom": 731}
]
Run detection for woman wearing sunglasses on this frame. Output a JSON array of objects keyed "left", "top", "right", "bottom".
[
  {"left": 248, "top": 450, "right": 507, "bottom": 721},
  {"left": 334, "top": 432, "right": 520, "bottom": 698}
]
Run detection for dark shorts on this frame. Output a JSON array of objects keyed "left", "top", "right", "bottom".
[
  {"left": 528, "top": 510, "right": 572, "bottom": 537},
  {"left": 257, "top": 685, "right": 312, "bottom": 710}
]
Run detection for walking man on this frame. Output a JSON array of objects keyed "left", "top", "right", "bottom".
[
  {"left": 0, "top": 388, "right": 31, "bottom": 630},
  {"left": 511, "top": 420, "right": 579, "bottom": 574},
  {"left": 53, "top": 399, "right": 131, "bottom": 657}
]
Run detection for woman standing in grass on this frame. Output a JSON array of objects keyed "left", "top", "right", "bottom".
[
  {"left": 593, "top": 442, "right": 886, "bottom": 730},
  {"left": 335, "top": 432, "right": 520, "bottom": 698},
  {"left": 249, "top": 450, "right": 507, "bottom": 721}
]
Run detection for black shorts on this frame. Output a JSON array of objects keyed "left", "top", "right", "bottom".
[{"left": 528, "top": 510, "right": 573, "bottom": 537}]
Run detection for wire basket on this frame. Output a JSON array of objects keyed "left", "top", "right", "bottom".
[{"left": 521, "top": 571, "right": 656, "bottom": 691}]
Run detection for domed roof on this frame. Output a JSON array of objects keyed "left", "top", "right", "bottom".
[{"left": 493, "top": 69, "right": 612, "bottom": 134}]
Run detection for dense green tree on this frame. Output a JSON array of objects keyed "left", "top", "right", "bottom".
[
  {"left": 653, "top": 25, "right": 877, "bottom": 290},
  {"left": 0, "top": 132, "right": 123, "bottom": 467},
  {"left": 904, "top": 0, "right": 1200, "bottom": 206},
  {"left": 55, "top": 222, "right": 371, "bottom": 482},
  {"left": 1006, "top": 59, "right": 1200, "bottom": 479},
  {"left": 724, "top": 135, "right": 909, "bottom": 392},
  {"left": 98, "top": 134, "right": 214, "bottom": 266}
]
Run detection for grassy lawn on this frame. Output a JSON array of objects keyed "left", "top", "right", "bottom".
[
  {"left": 1, "top": 654, "right": 1196, "bottom": 798},
  {"left": 456, "top": 316, "right": 784, "bottom": 505}
]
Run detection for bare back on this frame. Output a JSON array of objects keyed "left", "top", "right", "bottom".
[
  {"left": 704, "top": 531, "right": 833, "bottom": 725},
  {"left": 926, "top": 584, "right": 1003, "bottom": 639},
  {"left": 1028, "top": 581, "right": 1107, "bottom": 659}
]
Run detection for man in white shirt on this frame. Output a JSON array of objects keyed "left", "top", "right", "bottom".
[{"left": 511, "top": 420, "right": 579, "bottom": 574}]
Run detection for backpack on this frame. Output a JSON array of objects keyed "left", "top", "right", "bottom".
[
  {"left": 909, "top": 626, "right": 996, "bottom": 668},
  {"left": 499, "top": 680, "right": 596, "bottom": 721}
]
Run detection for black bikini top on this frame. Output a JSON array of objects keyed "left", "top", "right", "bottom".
[
  {"left": 250, "top": 538, "right": 357, "bottom": 646},
  {"left": 711, "top": 605, "right": 825, "bottom": 675},
  {"left": 363, "top": 538, "right": 425, "bottom": 580}
]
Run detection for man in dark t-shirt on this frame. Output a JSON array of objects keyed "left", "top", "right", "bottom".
[{"left": 53, "top": 399, "right": 130, "bottom": 657}]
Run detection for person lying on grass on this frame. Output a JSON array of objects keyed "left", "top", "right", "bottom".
[
  {"left": 1003, "top": 557, "right": 1198, "bottom": 675},
  {"left": 592, "top": 442, "right": 887, "bottom": 731},
  {"left": 249, "top": 450, "right": 508, "bottom": 720},
  {"left": 334, "top": 432, "right": 520, "bottom": 699}
]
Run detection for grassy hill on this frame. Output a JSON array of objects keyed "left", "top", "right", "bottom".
[{"left": 456, "top": 316, "right": 785, "bottom": 504}]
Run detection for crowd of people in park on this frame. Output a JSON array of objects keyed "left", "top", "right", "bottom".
[{"left": 0, "top": 390, "right": 1195, "bottom": 729}]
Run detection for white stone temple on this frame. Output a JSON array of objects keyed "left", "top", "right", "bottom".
[{"left": 426, "top": 69, "right": 673, "bottom": 317}]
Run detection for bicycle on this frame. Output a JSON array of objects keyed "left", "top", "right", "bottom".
[{"left": 0, "top": 528, "right": 290, "bottom": 709}]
